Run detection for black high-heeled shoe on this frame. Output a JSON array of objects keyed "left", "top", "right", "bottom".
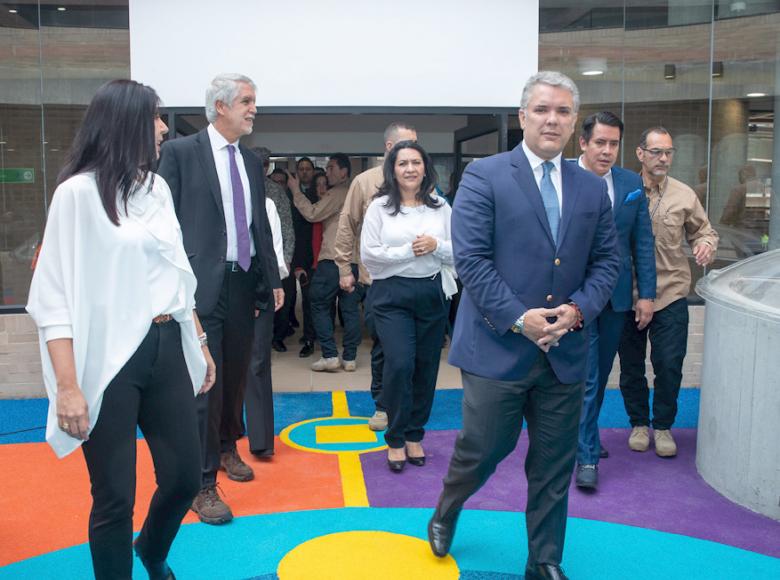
[
  {"left": 406, "top": 443, "right": 426, "bottom": 467},
  {"left": 134, "top": 539, "right": 176, "bottom": 580},
  {"left": 387, "top": 448, "right": 406, "bottom": 473}
]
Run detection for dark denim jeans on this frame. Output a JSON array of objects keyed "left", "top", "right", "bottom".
[
  {"left": 618, "top": 297, "right": 689, "bottom": 430},
  {"left": 309, "top": 260, "right": 363, "bottom": 360}
]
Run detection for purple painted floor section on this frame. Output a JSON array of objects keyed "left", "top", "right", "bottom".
[{"left": 361, "top": 428, "right": 780, "bottom": 558}]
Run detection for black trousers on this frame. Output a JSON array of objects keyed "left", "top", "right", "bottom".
[
  {"left": 199, "top": 263, "right": 257, "bottom": 486},
  {"left": 310, "top": 260, "right": 363, "bottom": 360},
  {"left": 371, "top": 276, "right": 447, "bottom": 448},
  {"left": 618, "top": 297, "right": 689, "bottom": 430},
  {"left": 244, "top": 303, "right": 275, "bottom": 453},
  {"left": 435, "top": 356, "right": 584, "bottom": 566},
  {"left": 272, "top": 274, "right": 296, "bottom": 342},
  {"left": 81, "top": 320, "right": 200, "bottom": 580},
  {"left": 288, "top": 266, "right": 316, "bottom": 342},
  {"left": 363, "top": 283, "right": 385, "bottom": 412}
]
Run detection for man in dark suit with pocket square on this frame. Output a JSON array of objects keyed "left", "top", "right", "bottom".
[
  {"left": 158, "top": 73, "right": 282, "bottom": 525},
  {"left": 573, "top": 112, "right": 656, "bottom": 490},
  {"left": 427, "top": 71, "right": 620, "bottom": 580}
]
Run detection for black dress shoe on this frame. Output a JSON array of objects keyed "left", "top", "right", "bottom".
[
  {"left": 599, "top": 446, "right": 609, "bottom": 459},
  {"left": 251, "top": 448, "right": 275, "bottom": 458},
  {"left": 427, "top": 511, "right": 460, "bottom": 557},
  {"left": 525, "top": 563, "right": 568, "bottom": 580},
  {"left": 299, "top": 340, "right": 315, "bottom": 357},
  {"left": 387, "top": 458, "right": 405, "bottom": 472},
  {"left": 525, "top": 564, "right": 569, "bottom": 580},
  {"left": 134, "top": 539, "right": 176, "bottom": 580},
  {"left": 407, "top": 455, "right": 426, "bottom": 467},
  {"left": 272, "top": 339, "right": 287, "bottom": 352},
  {"left": 575, "top": 464, "right": 598, "bottom": 489}
]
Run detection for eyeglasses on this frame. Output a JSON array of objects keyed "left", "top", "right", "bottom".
[{"left": 640, "top": 147, "right": 676, "bottom": 158}]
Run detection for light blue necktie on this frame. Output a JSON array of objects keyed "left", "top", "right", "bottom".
[{"left": 540, "top": 160, "right": 560, "bottom": 245}]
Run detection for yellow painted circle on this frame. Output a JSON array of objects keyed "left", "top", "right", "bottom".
[{"left": 277, "top": 531, "right": 459, "bottom": 579}]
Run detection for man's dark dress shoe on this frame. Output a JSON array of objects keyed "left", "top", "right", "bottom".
[
  {"left": 252, "top": 448, "right": 274, "bottom": 458},
  {"left": 575, "top": 464, "right": 598, "bottom": 489},
  {"left": 299, "top": 340, "right": 314, "bottom": 357},
  {"left": 600, "top": 446, "right": 609, "bottom": 459},
  {"left": 525, "top": 563, "right": 569, "bottom": 580},
  {"left": 427, "top": 511, "right": 459, "bottom": 557},
  {"left": 134, "top": 540, "right": 176, "bottom": 580},
  {"left": 272, "top": 339, "right": 287, "bottom": 352}
]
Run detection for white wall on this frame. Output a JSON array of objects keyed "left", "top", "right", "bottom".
[{"left": 130, "top": 0, "right": 538, "bottom": 108}]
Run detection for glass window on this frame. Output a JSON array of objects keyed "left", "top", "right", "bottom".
[{"left": 0, "top": 1, "right": 130, "bottom": 309}]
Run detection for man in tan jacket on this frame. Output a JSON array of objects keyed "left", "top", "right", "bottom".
[
  {"left": 289, "top": 154, "right": 361, "bottom": 372},
  {"left": 334, "top": 122, "right": 417, "bottom": 430},
  {"left": 619, "top": 127, "right": 719, "bottom": 458}
]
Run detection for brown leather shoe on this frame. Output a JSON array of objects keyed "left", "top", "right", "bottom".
[
  {"left": 191, "top": 484, "right": 233, "bottom": 525},
  {"left": 220, "top": 448, "right": 255, "bottom": 482}
]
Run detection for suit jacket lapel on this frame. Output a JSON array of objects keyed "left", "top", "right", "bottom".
[
  {"left": 240, "top": 144, "right": 264, "bottom": 242},
  {"left": 557, "top": 159, "right": 580, "bottom": 249},
  {"left": 510, "top": 145, "right": 556, "bottom": 248},
  {"left": 195, "top": 129, "right": 225, "bottom": 222},
  {"left": 611, "top": 168, "right": 627, "bottom": 214}
]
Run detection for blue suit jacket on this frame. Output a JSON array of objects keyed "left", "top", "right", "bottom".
[
  {"left": 603, "top": 166, "right": 656, "bottom": 311},
  {"left": 448, "top": 144, "right": 620, "bottom": 384}
]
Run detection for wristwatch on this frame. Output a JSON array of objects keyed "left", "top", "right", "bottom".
[{"left": 511, "top": 312, "right": 527, "bottom": 334}]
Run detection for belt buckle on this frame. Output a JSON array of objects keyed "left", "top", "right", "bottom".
[{"left": 229, "top": 261, "right": 239, "bottom": 272}]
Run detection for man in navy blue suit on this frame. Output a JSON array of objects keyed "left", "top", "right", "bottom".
[
  {"left": 574, "top": 112, "right": 656, "bottom": 490},
  {"left": 428, "top": 72, "right": 620, "bottom": 580}
]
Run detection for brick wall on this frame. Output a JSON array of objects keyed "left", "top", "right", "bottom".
[{"left": 1, "top": 306, "right": 707, "bottom": 399}]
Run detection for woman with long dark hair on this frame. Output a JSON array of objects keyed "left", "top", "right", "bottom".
[
  {"left": 26, "top": 79, "right": 215, "bottom": 580},
  {"left": 360, "top": 140, "right": 457, "bottom": 472}
]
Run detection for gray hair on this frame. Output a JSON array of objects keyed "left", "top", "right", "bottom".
[
  {"left": 205, "top": 73, "right": 257, "bottom": 123},
  {"left": 520, "top": 71, "right": 580, "bottom": 113},
  {"left": 383, "top": 122, "right": 416, "bottom": 145}
]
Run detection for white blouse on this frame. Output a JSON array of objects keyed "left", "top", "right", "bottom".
[
  {"left": 266, "top": 197, "right": 288, "bottom": 280},
  {"left": 26, "top": 172, "right": 206, "bottom": 458},
  {"left": 360, "top": 194, "right": 457, "bottom": 297}
]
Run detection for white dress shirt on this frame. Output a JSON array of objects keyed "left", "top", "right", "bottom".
[
  {"left": 266, "top": 198, "right": 288, "bottom": 280},
  {"left": 27, "top": 172, "right": 206, "bottom": 458},
  {"left": 577, "top": 155, "right": 615, "bottom": 206},
  {"left": 361, "top": 195, "right": 457, "bottom": 297},
  {"left": 523, "top": 140, "right": 563, "bottom": 214},
  {"left": 207, "top": 124, "right": 256, "bottom": 260}
]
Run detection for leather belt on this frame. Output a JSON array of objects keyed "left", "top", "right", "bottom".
[{"left": 152, "top": 314, "right": 173, "bottom": 324}]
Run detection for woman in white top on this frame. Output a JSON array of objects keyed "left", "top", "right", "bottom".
[
  {"left": 26, "top": 80, "right": 215, "bottom": 580},
  {"left": 361, "top": 141, "right": 456, "bottom": 472}
]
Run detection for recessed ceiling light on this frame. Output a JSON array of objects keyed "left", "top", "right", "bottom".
[
  {"left": 57, "top": 6, "right": 66, "bottom": 11},
  {"left": 9, "top": 9, "right": 18, "bottom": 13},
  {"left": 746, "top": 92, "right": 766, "bottom": 98},
  {"left": 582, "top": 70, "right": 604, "bottom": 76}
]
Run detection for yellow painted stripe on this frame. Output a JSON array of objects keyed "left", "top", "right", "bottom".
[
  {"left": 331, "top": 391, "right": 349, "bottom": 418},
  {"left": 338, "top": 452, "right": 369, "bottom": 507}
]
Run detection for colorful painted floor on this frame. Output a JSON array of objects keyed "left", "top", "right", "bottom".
[{"left": 1, "top": 389, "right": 778, "bottom": 579}]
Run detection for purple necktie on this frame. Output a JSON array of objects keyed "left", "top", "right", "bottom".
[{"left": 227, "top": 144, "right": 251, "bottom": 272}]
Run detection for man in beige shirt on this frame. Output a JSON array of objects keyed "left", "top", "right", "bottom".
[
  {"left": 618, "top": 127, "right": 719, "bottom": 458},
  {"left": 289, "top": 154, "right": 362, "bottom": 372},
  {"left": 334, "top": 122, "right": 418, "bottom": 430}
]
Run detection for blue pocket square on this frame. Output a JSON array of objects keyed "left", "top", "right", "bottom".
[{"left": 624, "top": 188, "right": 643, "bottom": 203}]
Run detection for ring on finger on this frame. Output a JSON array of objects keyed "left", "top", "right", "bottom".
[{"left": 61, "top": 421, "right": 70, "bottom": 430}]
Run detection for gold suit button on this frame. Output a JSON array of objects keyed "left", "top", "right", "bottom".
[
  {"left": 554, "top": 258, "right": 561, "bottom": 266},
  {"left": 546, "top": 294, "right": 554, "bottom": 302}
]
